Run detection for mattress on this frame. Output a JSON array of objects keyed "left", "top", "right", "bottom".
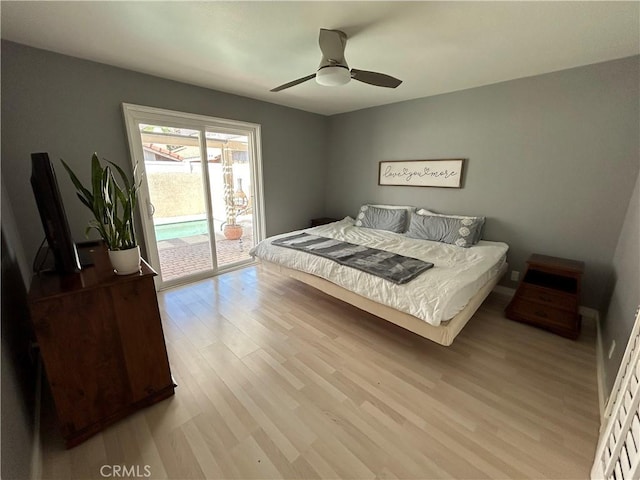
[{"left": 250, "top": 217, "right": 509, "bottom": 326}]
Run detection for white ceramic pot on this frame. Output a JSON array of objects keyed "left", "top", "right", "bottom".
[{"left": 108, "top": 246, "right": 141, "bottom": 275}]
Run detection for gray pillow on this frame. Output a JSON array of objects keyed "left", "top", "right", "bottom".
[
  {"left": 406, "top": 213, "right": 484, "bottom": 247},
  {"left": 355, "top": 205, "right": 408, "bottom": 233},
  {"left": 416, "top": 209, "right": 485, "bottom": 244}
]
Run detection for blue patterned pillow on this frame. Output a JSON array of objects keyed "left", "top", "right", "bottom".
[
  {"left": 354, "top": 205, "right": 408, "bottom": 233},
  {"left": 406, "top": 213, "right": 484, "bottom": 247}
]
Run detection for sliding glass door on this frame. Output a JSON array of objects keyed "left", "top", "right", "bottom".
[{"left": 123, "top": 104, "right": 265, "bottom": 289}]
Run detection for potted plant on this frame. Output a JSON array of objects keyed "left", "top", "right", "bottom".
[
  {"left": 222, "top": 201, "right": 243, "bottom": 240},
  {"left": 61, "top": 153, "right": 142, "bottom": 275},
  {"left": 221, "top": 156, "right": 243, "bottom": 240}
]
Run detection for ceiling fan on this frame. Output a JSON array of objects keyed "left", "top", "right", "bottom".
[{"left": 270, "top": 28, "right": 402, "bottom": 92}]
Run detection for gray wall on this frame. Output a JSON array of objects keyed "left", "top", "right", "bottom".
[
  {"left": 602, "top": 172, "right": 640, "bottom": 395},
  {"left": 1, "top": 181, "right": 37, "bottom": 480},
  {"left": 3, "top": 40, "right": 639, "bottom": 404},
  {"left": 326, "top": 56, "right": 640, "bottom": 310},
  {"left": 1, "top": 41, "right": 328, "bottom": 267}
]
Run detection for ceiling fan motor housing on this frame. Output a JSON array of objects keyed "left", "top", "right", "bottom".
[
  {"left": 316, "top": 65, "right": 351, "bottom": 86},
  {"left": 270, "top": 28, "right": 402, "bottom": 92}
]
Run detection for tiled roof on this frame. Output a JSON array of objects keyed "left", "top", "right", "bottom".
[{"left": 143, "top": 143, "right": 184, "bottom": 161}]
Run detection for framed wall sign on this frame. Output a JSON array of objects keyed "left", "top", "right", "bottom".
[{"left": 378, "top": 159, "right": 465, "bottom": 188}]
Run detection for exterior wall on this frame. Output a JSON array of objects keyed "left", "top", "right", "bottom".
[
  {"left": 147, "top": 171, "right": 206, "bottom": 220},
  {"left": 146, "top": 163, "right": 252, "bottom": 223}
]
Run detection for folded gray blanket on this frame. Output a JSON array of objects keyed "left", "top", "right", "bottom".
[{"left": 271, "top": 233, "right": 433, "bottom": 285}]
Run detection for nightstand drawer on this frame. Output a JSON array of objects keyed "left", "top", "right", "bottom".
[
  {"left": 507, "top": 298, "right": 580, "bottom": 336},
  {"left": 517, "top": 284, "right": 578, "bottom": 311},
  {"left": 505, "top": 253, "right": 584, "bottom": 339}
]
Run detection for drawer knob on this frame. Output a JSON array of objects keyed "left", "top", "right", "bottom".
[
  {"left": 539, "top": 295, "right": 552, "bottom": 302},
  {"left": 534, "top": 310, "right": 548, "bottom": 318}
]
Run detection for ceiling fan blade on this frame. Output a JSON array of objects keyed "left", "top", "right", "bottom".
[
  {"left": 270, "top": 73, "right": 316, "bottom": 92},
  {"left": 351, "top": 69, "right": 402, "bottom": 88},
  {"left": 319, "top": 29, "right": 347, "bottom": 62}
]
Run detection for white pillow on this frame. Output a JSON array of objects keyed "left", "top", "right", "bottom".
[
  {"left": 417, "top": 208, "right": 479, "bottom": 219},
  {"left": 371, "top": 204, "right": 415, "bottom": 211}
]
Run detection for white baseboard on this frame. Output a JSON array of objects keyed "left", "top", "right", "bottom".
[
  {"left": 589, "top": 308, "right": 607, "bottom": 423},
  {"left": 30, "top": 359, "right": 42, "bottom": 480},
  {"left": 578, "top": 306, "right": 606, "bottom": 421},
  {"left": 492, "top": 285, "right": 515, "bottom": 297}
]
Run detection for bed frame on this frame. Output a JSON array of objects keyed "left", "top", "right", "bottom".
[{"left": 260, "top": 260, "right": 508, "bottom": 346}]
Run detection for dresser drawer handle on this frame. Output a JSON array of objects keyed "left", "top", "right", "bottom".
[
  {"left": 534, "top": 310, "right": 548, "bottom": 318},
  {"left": 538, "top": 295, "right": 552, "bottom": 302}
]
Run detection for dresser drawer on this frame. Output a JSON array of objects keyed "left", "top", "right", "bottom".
[
  {"left": 506, "top": 298, "right": 580, "bottom": 337},
  {"left": 516, "top": 284, "right": 578, "bottom": 311}
]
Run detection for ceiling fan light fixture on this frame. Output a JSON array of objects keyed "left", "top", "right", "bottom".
[
  {"left": 315, "top": 65, "right": 351, "bottom": 86},
  {"left": 270, "top": 29, "right": 402, "bottom": 92}
]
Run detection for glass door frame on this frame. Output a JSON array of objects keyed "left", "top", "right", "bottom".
[{"left": 122, "top": 103, "right": 266, "bottom": 290}]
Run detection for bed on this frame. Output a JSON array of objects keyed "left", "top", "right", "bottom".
[{"left": 250, "top": 215, "right": 509, "bottom": 346}]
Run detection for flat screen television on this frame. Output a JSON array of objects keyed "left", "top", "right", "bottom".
[{"left": 30, "top": 152, "right": 81, "bottom": 274}]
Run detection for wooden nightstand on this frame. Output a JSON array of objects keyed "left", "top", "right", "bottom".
[{"left": 505, "top": 254, "right": 584, "bottom": 339}]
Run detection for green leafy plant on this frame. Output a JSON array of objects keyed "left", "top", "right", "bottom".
[{"left": 61, "top": 153, "right": 141, "bottom": 251}]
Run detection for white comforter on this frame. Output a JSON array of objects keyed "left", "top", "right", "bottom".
[{"left": 250, "top": 217, "right": 509, "bottom": 326}]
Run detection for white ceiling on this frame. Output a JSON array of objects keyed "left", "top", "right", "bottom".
[{"left": 2, "top": 1, "right": 638, "bottom": 116}]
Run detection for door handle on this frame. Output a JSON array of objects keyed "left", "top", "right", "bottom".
[{"left": 147, "top": 201, "right": 156, "bottom": 218}]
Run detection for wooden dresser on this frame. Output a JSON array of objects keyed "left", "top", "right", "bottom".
[
  {"left": 28, "top": 244, "right": 175, "bottom": 448},
  {"left": 505, "top": 254, "right": 584, "bottom": 339}
]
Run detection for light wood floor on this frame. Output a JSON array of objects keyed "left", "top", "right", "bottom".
[{"left": 39, "top": 265, "right": 600, "bottom": 479}]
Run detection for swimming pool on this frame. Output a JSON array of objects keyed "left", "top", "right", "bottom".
[{"left": 154, "top": 219, "right": 209, "bottom": 241}]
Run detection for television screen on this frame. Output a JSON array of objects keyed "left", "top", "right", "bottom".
[{"left": 30, "top": 152, "right": 81, "bottom": 274}]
